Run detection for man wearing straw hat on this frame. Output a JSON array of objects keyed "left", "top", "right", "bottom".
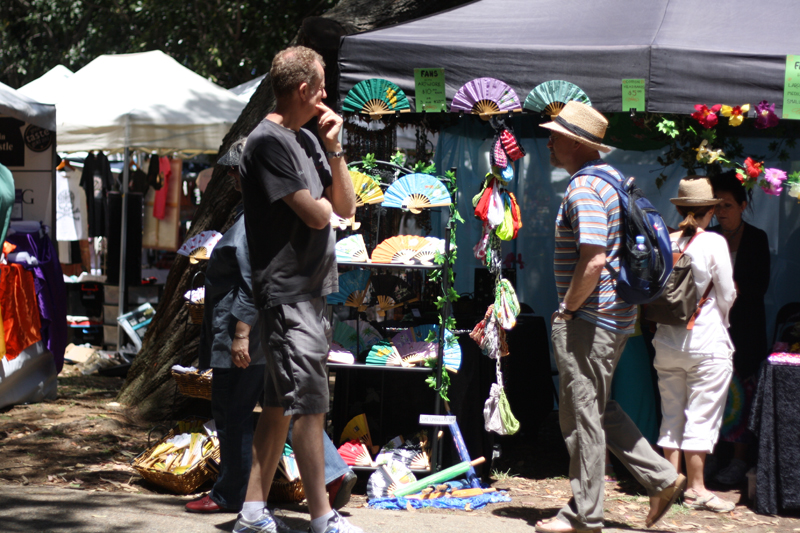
[
  {"left": 536, "top": 101, "right": 685, "bottom": 533},
  {"left": 236, "top": 46, "right": 359, "bottom": 533}
]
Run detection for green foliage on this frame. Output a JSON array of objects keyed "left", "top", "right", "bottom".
[
  {"left": 424, "top": 358, "right": 450, "bottom": 402},
  {"left": 656, "top": 118, "right": 679, "bottom": 138},
  {"left": 361, "top": 153, "right": 377, "bottom": 170},
  {"left": 0, "top": 0, "right": 334, "bottom": 89},
  {"left": 389, "top": 150, "right": 407, "bottom": 167},
  {"left": 412, "top": 160, "right": 436, "bottom": 175}
]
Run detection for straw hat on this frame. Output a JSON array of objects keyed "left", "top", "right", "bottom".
[
  {"left": 670, "top": 176, "right": 722, "bottom": 206},
  {"left": 540, "top": 101, "right": 611, "bottom": 153},
  {"left": 217, "top": 137, "right": 247, "bottom": 166}
]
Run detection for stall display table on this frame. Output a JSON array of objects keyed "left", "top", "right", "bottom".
[{"left": 749, "top": 361, "right": 800, "bottom": 515}]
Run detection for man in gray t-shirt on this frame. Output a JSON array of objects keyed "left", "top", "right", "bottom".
[{"left": 235, "top": 46, "right": 358, "bottom": 533}]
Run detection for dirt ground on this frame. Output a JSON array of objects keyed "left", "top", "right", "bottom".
[{"left": 2, "top": 365, "right": 799, "bottom": 532}]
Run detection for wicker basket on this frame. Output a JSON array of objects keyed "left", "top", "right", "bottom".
[
  {"left": 172, "top": 369, "right": 213, "bottom": 400},
  {"left": 186, "top": 301, "right": 205, "bottom": 325},
  {"left": 269, "top": 477, "right": 305, "bottom": 503},
  {"left": 132, "top": 420, "right": 220, "bottom": 494}
]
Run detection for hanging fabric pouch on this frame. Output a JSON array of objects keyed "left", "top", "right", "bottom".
[
  {"left": 491, "top": 137, "right": 508, "bottom": 169},
  {"left": 487, "top": 183, "right": 505, "bottom": 228},
  {"left": 494, "top": 277, "right": 520, "bottom": 329},
  {"left": 509, "top": 192, "right": 523, "bottom": 239},
  {"left": 498, "top": 386, "right": 520, "bottom": 435},
  {"left": 474, "top": 181, "right": 493, "bottom": 222},
  {"left": 500, "top": 129, "right": 526, "bottom": 161},
  {"left": 496, "top": 194, "right": 515, "bottom": 241}
]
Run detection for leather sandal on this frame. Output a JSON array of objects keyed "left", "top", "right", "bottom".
[
  {"left": 684, "top": 492, "right": 736, "bottom": 513},
  {"left": 534, "top": 517, "right": 601, "bottom": 533},
  {"left": 646, "top": 473, "right": 687, "bottom": 528}
]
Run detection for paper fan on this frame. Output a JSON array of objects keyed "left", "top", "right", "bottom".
[
  {"left": 342, "top": 78, "right": 411, "bottom": 117},
  {"left": 367, "top": 462, "right": 416, "bottom": 500},
  {"left": 178, "top": 231, "right": 223, "bottom": 262},
  {"left": 340, "top": 414, "right": 375, "bottom": 452},
  {"left": 336, "top": 234, "right": 369, "bottom": 263},
  {"left": 327, "top": 269, "right": 371, "bottom": 308},
  {"left": 383, "top": 174, "right": 451, "bottom": 214},
  {"left": 412, "top": 237, "right": 452, "bottom": 265},
  {"left": 395, "top": 341, "right": 437, "bottom": 366},
  {"left": 391, "top": 328, "right": 417, "bottom": 346},
  {"left": 332, "top": 320, "right": 361, "bottom": 355},
  {"left": 331, "top": 213, "right": 360, "bottom": 231},
  {"left": 366, "top": 340, "right": 403, "bottom": 366},
  {"left": 328, "top": 346, "right": 355, "bottom": 365},
  {"left": 410, "top": 451, "right": 430, "bottom": 471},
  {"left": 450, "top": 77, "right": 522, "bottom": 116},
  {"left": 413, "top": 324, "right": 462, "bottom": 371},
  {"left": 344, "top": 319, "right": 384, "bottom": 351},
  {"left": 338, "top": 440, "right": 374, "bottom": 467},
  {"left": 350, "top": 170, "right": 384, "bottom": 206},
  {"left": 369, "top": 274, "right": 419, "bottom": 313},
  {"left": 371, "top": 235, "right": 429, "bottom": 264},
  {"left": 523, "top": 80, "right": 591, "bottom": 116}
]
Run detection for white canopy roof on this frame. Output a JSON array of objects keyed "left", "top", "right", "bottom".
[
  {"left": 0, "top": 81, "right": 56, "bottom": 131},
  {"left": 55, "top": 51, "right": 246, "bottom": 154},
  {"left": 229, "top": 74, "right": 266, "bottom": 103},
  {"left": 17, "top": 65, "right": 73, "bottom": 105}
]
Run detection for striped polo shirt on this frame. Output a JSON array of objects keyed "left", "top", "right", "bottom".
[{"left": 554, "top": 160, "right": 636, "bottom": 334}]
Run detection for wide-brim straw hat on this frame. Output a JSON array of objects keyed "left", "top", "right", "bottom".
[
  {"left": 217, "top": 137, "right": 247, "bottom": 167},
  {"left": 540, "top": 101, "right": 612, "bottom": 153},
  {"left": 670, "top": 176, "right": 722, "bottom": 206}
]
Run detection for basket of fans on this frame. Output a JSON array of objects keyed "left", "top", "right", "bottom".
[
  {"left": 171, "top": 366, "right": 212, "bottom": 401},
  {"left": 269, "top": 443, "right": 305, "bottom": 503},
  {"left": 131, "top": 418, "right": 220, "bottom": 494}
]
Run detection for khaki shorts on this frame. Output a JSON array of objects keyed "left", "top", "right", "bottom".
[{"left": 260, "top": 297, "right": 331, "bottom": 416}]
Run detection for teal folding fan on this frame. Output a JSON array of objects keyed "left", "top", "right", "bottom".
[
  {"left": 342, "top": 78, "right": 410, "bottom": 117},
  {"left": 524, "top": 80, "right": 591, "bottom": 116},
  {"left": 327, "top": 269, "right": 371, "bottom": 308}
]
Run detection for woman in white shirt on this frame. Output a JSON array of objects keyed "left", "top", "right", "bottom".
[{"left": 653, "top": 176, "right": 737, "bottom": 513}]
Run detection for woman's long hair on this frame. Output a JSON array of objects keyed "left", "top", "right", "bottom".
[{"left": 677, "top": 205, "right": 712, "bottom": 237}]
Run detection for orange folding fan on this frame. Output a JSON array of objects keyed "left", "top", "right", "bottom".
[{"left": 371, "top": 235, "right": 429, "bottom": 264}]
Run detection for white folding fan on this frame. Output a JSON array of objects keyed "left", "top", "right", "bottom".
[
  {"left": 178, "top": 230, "right": 223, "bottom": 263},
  {"left": 327, "top": 269, "right": 371, "bottom": 309},
  {"left": 523, "top": 80, "right": 591, "bottom": 117},
  {"left": 331, "top": 213, "right": 360, "bottom": 231},
  {"left": 371, "top": 235, "right": 430, "bottom": 264},
  {"left": 350, "top": 170, "right": 384, "bottom": 206},
  {"left": 412, "top": 237, "right": 453, "bottom": 265},
  {"left": 450, "top": 77, "right": 522, "bottom": 117},
  {"left": 382, "top": 174, "right": 451, "bottom": 214},
  {"left": 336, "top": 234, "right": 369, "bottom": 263}
]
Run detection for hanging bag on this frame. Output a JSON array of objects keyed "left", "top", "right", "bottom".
[
  {"left": 483, "top": 359, "right": 519, "bottom": 435},
  {"left": 643, "top": 232, "right": 713, "bottom": 329}
]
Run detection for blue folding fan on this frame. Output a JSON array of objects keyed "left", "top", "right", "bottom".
[
  {"left": 523, "top": 80, "right": 591, "bottom": 117},
  {"left": 336, "top": 234, "right": 369, "bottom": 263},
  {"left": 383, "top": 174, "right": 451, "bottom": 214},
  {"left": 342, "top": 78, "right": 411, "bottom": 118},
  {"left": 450, "top": 77, "right": 522, "bottom": 117},
  {"left": 327, "top": 269, "right": 371, "bottom": 309},
  {"left": 413, "top": 324, "right": 462, "bottom": 371}
]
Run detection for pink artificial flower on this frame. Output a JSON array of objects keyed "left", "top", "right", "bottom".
[
  {"left": 760, "top": 168, "right": 787, "bottom": 196},
  {"left": 754, "top": 100, "right": 779, "bottom": 129},
  {"left": 691, "top": 104, "right": 722, "bottom": 129}
]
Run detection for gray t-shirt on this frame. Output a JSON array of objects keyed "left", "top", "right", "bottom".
[{"left": 240, "top": 119, "right": 338, "bottom": 309}]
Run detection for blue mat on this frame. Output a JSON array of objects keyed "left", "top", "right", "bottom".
[{"left": 368, "top": 491, "right": 511, "bottom": 511}]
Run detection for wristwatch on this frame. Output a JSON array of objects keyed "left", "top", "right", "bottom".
[
  {"left": 326, "top": 150, "right": 344, "bottom": 158},
  {"left": 558, "top": 302, "right": 576, "bottom": 319}
]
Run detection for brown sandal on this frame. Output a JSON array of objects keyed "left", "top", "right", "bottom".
[{"left": 646, "top": 473, "right": 687, "bottom": 528}]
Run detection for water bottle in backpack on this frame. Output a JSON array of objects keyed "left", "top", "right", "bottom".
[{"left": 632, "top": 235, "right": 650, "bottom": 278}]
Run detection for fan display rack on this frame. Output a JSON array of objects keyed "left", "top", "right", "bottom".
[{"left": 328, "top": 193, "right": 455, "bottom": 474}]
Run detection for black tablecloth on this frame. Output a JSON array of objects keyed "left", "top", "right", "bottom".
[{"left": 749, "top": 362, "right": 800, "bottom": 515}]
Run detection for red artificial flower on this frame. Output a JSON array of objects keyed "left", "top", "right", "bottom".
[
  {"left": 744, "top": 157, "right": 764, "bottom": 178},
  {"left": 691, "top": 104, "right": 722, "bottom": 129}
]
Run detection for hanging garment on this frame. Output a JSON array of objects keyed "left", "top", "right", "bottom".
[
  {"left": 0, "top": 264, "right": 42, "bottom": 361},
  {"left": 55, "top": 167, "right": 88, "bottom": 241},
  {"left": 79, "top": 152, "right": 114, "bottom": 237},
  {"left": 153, "top": 156, "right": 172, "bottom": 220}
]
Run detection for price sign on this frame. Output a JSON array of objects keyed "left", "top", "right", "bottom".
[
  {"left": 621, "top": 79, "right": 646, "bottom": 112},
  {"left": 414, "top": 68, "right": 447, "bottom": 113},
  {"left": 783, "top": 55, "right": 800, "bottom": 120},
  {"left": 418, "top": 414, "right": 456, "bottom": 425}
]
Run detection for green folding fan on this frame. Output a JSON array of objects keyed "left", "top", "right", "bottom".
[
  {"left": 523, "top": 80, "right": 591, "bottom": 117},
  {"left": 342, "top": 78, "right": 411, "bottom": 117}
]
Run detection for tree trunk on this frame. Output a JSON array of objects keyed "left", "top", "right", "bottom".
[{"left": 117, "top": 0, "right": 470, "bottom": 420}]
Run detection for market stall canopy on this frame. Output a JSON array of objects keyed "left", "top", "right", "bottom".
[
  {"left": 17, "top": 64, "right": 73, "bottom": 105},
  {"left": 54, "top": 50, "right": 246, "bottom": 154},
  {"left": 339, "top": 0, "right": 799, "bottom": 114},
  {"left": 0, "top": 81, "right": 56, "bottom": 131},
  {"left": 229, "top": 74, "right": 266, "bottom": 103}
]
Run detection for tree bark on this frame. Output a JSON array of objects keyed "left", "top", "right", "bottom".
[{"left": 117, "top": 0, "right": 470, "bottom": 420}]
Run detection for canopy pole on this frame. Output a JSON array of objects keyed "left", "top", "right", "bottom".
[{"left": 117, "top": 146, "right": 130, "bottom": 346}]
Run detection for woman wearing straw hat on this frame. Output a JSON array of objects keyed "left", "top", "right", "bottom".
[{"left": 652, "top": 176, "right": 737, "bottom": 513}]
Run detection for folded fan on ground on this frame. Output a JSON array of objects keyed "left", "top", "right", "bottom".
[
  {"left": 523, "top": 80, "right": 591, "bottom": 117},
  {"left": 450, "top": 77, "right": 522, "bottom": 117},
  {"left": 350, "top": 170, "right": 385, "bottom": 206},
  {"left": 371, "top": 235, "right": 430, "bottom": 264},
  {"left": 382, "top": 174, "right": 451, "bottom": 214},
  {"left": 342, "top": 78, "right": 411, "bottom": 117},
  {"left": 336, "top": 234, "right": 369, "bottom": 263}
]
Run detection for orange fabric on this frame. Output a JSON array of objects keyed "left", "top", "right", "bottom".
[
  {"left": 3, "top": 241, "right": 16, "bottom": 255},
  {"left": 509, "top": 192, "right": 523, "bottom": 239},
  {"left": 0, "top": 264, "right": 42, "bottom": 360}
]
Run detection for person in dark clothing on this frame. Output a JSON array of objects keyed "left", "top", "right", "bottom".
[{"left": 708, "top": 170, "right": 771, "bottom": 485}]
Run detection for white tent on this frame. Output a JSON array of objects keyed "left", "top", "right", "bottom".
[
  {"left": 0, "top": 81, "right": 56, "bottom": 131},
  {"left": 55, "top": 50, "right": 245, "bottom": 154},
  {"left": 229, "top": 74, "right": 266, "bottom": 103},
  {"left": 17, "top": 65, "right": 73, "bottom": 105}
]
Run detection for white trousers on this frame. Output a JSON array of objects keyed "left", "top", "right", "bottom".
[{"left": 654, "top": 344, "right": 733, "bottom": 453}]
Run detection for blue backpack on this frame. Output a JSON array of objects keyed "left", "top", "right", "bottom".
[{"left": 567, "top": 168, "right": 673, "bottom": 305}]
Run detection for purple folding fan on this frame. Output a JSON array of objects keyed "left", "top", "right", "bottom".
[{"left": 450, "top": 77, "right": 521, "bottom": 115}]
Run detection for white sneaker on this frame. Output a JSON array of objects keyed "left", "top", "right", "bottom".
[
  {"left": 715, "top": 458, "right": 748, "bottom": 485},
  {"left": 311, "top": 510, "right": 364, "bottom": 533},
  {"left": 233, "top": 510, "right": 305, "bottom": 533}
]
